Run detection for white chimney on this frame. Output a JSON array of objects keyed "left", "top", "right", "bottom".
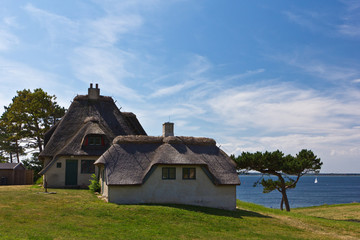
[
  {"left": 88, "top": 83, "right": 100, "bottom": 100},
  {"left": 163, "top": 122, "right": 174, "bottom": 137}
]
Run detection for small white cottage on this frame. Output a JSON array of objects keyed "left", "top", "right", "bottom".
[{"left": 95, "top": 123, "right": 240, "bottom": 210}]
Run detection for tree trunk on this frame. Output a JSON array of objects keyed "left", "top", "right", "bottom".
[
  {"left": 278, "top": 175, "right": 291, "bottom": 211},
  {"left": 15, "top": 140, "right": 20, "bottom": 163},
  {"left": 281, "top": 189, "right": 291, "bottom": 211},
  {"left": 10, "top": 152, "right": 13, "bottom": 163},
  {"left": 37, "top": 136, "right": 43, "bottom": 153},
  {"left": 280, "top": 196, "right": 284, "bottom": 211}
]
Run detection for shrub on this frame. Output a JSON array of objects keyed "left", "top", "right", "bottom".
[
  {"left": 35, "top": 176, "right": 43, "bottom": 185},
  {"left": 89, "top": 174, "right": 101, "bottom": 193}
]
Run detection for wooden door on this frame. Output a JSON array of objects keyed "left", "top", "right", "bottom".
[{"left": 65, "top": 160, "right": 78, "bottom": 186}]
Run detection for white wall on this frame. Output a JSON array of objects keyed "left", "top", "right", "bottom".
[
  {"left": 106, "top": 165, "right": 237, "bottom": 210},
  {"left": 44, "top": 156, "right": 99, "bottom": 188}
]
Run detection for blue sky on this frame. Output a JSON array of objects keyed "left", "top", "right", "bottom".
[{"left": 1, "top": 0, "right": 359, "bottom": 173}]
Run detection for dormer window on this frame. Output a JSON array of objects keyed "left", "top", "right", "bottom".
[
  {"left": 89, "top": 136, "right": 102, "bottom": 145},
  {"left": 83, "top": 134, "right": 105, "bottom": 147}
]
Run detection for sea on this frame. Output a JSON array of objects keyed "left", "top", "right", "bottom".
[{"left": 236, "top": 175, "right": 360, "bottom": 209}]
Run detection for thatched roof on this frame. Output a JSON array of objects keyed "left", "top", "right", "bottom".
[
  {"left": 39, "top": 94, "right": 146, "bottom": 174},
  {"left": 95, "top": 136, "right": 240, "bottom": 186}
]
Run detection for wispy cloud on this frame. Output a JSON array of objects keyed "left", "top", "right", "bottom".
[
  {"left": 223, "top": 69, "right": 265, "bottom": 81},
  {"left": 206, "top": 81, "right": 360, "bottom": 172},
  {"left": 337, "top": 0, "right": 360, "bottom": 38},
  {"left": 0, "top": 17, "right": 20, "bottom": 51},
  {"left": 274, "top": 53, "right": 359, "bottom": 82},
  {"left": 283, "top": 11, "right": 319, "bottom": 31},
  {"left": 88, "top": 15, "right": 143, "bottom": 47},
  {"left": 207, "top": 82, "right": 360, "bottom": 134},
  {"left": 0, "top": 30, "right": 19, "bottom": 51},
  {"left": 24, "top": 3, "right": 79, "bottom": 42},
  {"left": 150, "top": 81, "right": 200, "bottom": 98},
  {"left": 340, "top": 0, "right": 360, "bottom": 11},
  {"left": 338, "top": 24, "right": 360, "bottom": 37},
  {"left": 71, "top": 47, "right": 143, "bottom": 101}
]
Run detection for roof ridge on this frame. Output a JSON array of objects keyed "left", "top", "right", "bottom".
[{"left": 113, "top": 135, "right": 216, "bottom": 146}]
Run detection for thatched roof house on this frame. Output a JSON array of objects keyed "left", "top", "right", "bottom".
[
  {"left": 39, "top": 84, "right": 146, "bottom": 188},
  {"left": 95, "top": 123, "right": 240, "bottom": 210}
]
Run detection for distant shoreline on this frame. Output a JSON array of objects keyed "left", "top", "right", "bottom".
[{"left": 239, "top": 173, "right": 360, "bottom": 176}]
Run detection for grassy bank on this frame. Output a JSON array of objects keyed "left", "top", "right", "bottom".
[{"left": 0, "top": 185, "right": 359, "bottom": 239}]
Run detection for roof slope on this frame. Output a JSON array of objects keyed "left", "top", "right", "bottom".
[
  {"left": 0, "top": 163, "right": 25, "bottom": 170},
  {"left": 40, "top": 95, "right": 146, "bottom": 158},
  {"left": 39, "top": 94, "right": 147, "bottom": 175},
  {"left": 95, "top": 136, "right": 240, "bottom": 186}
]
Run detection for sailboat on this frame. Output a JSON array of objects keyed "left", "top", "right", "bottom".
[{"left": 314, "top": 177, "right": 318, "bottom": 184}]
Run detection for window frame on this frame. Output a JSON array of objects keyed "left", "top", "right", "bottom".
[
  {"left": 88, "top": 136, "right": 103, "bottom": 146},
  {"left": 81, "top": 160, "right": 95, "bottom": 174},
  {"left": 182, "top": 167, "right": 196, "bottom": 180},
  {"left": 83, "top": 135, "right": 105, "bottom": 147},
  {"left": 56, "top": 162, "right": 62, "bottom": 168},
  {"left": 162, "top": 167, "right": 176, "bottom": 180}
]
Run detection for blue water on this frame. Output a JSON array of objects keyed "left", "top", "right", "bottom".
[{"left": 236, "top": 175, "right": 360, "bottom": 209}]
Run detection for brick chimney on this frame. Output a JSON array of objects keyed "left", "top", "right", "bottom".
[
  {"left": 88, "top": 83, "right": 100, "bottom": 100},
  {"left": 162, "top": 122, "right": 174, "bottom": 137}
]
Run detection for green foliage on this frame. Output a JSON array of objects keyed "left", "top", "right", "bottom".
[
  {"left": 0, "top": 112, "right": 25, "bottom": 162},
  {"left": 0, "top": 88, "right": 65, "bottom": 161},
  {"left": 22, "top": 153, "right": 43, "bottom": 182},
  {"left": 89, "top": 174, "right": 101, "bottom": 193},
  {"left": 35, "top": 175, "right": 43, "bottom": 185},
  {"left": 232, "top": 149, "right": 322, "bottom": 211}
]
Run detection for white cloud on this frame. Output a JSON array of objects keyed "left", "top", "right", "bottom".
[
  {"left": 0, "top": 30, "right": 19, "bottom": 51},
  {"left": 204, "top": 81, "right": 360, "bottom": 173},
  {"left": 24, "top": 3, "right": 143, "bottom": 46},
  {"left": 0, "top": 17, "right": 20, "bottom": 51},
  {"left": 24, "top": 3, "right": 79, "bottom": 42},
  {"left": 71, "top": 47, "right": 143, "bottom": 101},
  {"left": 208, "top": 83, "right": 360, "bottom": 134},
  {"left": 223, "top": 69, "right": 265, "bottom": 81},
  {"left": 150, "top": 81, "right": 200, "bottom": 98},
  {"left": 338, "top": 24, "right": 360, "bottom": 37},
  {"left": 340, "top": 0, "right": 360, "bottom": 11},
  {"left": 185, "top": 55, "right": 212, "bottom": 78},
  {"left": 337, "top": 0, "right": 360, "bottom": 38},
  {"left": 275, "top": 53, "right": 359, "bottom": 82},
  {"left": 88, "top": 15, "right": 143, "bottom": 47},
  {"left": 283, "top": 11, "right": 318, "bottom": 31}
]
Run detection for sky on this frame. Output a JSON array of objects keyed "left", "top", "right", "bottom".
[{"left": 0, "top": 0, "right": 359, "bottom": 173}]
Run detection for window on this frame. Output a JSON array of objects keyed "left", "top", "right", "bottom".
[
  {"left": 81, "top": 160, "right": 95, "bottom": 174},
  {"left": 162, "top": 167, "right": 176, "bottom": 180},
  {"left": 56, "top": 162, "right": 62, "bottom": 168},
  {"left": 88, "top": 136, "right": 102, "bottom": 145},
  {"left": 83, "top": 135, "right": 104, "bottom": 146},
  {"left": 183, "top": 168, "right": 196, "bottom": 180}
]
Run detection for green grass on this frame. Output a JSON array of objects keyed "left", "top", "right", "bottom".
[{"left": 0, "top": 185, "right": 359, "bottom": 239}]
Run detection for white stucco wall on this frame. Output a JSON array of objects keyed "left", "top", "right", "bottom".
[
  {"left": 44, "top": 156, "right": 99, "bottom": 188},
  {"left": 106, "top": 165, "right": 237, "bottom": 210},
  {"left": 98, "top": 165, "right": 108, "bottom": 198}
]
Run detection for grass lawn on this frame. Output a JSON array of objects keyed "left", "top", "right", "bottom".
[{"left": 0, "top": 185, "right": 359, "bottom": 239}]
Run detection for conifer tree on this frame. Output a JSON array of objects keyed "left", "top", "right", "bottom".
[{"left": 231, "top": 149, "right": 322, "bottom": 211}]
